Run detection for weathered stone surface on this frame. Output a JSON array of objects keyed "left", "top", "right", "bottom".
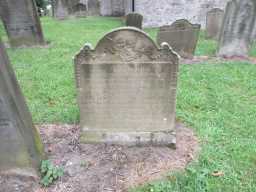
[
  {"left": 125, "top": 0, "right": 229, "bottom": 28},
  {"left": 75, "top": 27, "right": 179, "bottom": 147},
  {"left": 0, "top": 169, "right": 39, "bottom": 192},
  {"left": 157, "top": 19, "right": 201, "bottom": 59},
  {"left": 206, "top": 8, "right": 224, "bottom": 40},
  {"left": 53, "top": 0, "right": 100, "bottom": 19},
  {"left": 218, "top": 0, "right": 256, "bottom": 58},
  {"left": 0, "top": 0, "right": 45, "bottom": 47},
  {"left": 126, "top": 13, "right": 143, "bottom": 29},
  {"left": 100, "top": 0, "right": 130, "bottom": 16},
  {"left": 0, "top": 39, "right": 44, "bottom": 172}
]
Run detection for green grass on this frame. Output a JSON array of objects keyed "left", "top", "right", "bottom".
[
  {"left": 132, "top": 62, "right": 256, "bottom": 192},
  {"left": 1, "top": 17, "right": 256, "bottom": 191}
]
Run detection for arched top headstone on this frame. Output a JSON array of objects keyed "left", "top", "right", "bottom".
[
  {"left": 75, "top": 27, "right": 179, "bottom": 64},
  {"left": 207, "top": 8, "right": 224, "bottom": 14},
  {"left": 159, "top": 19, "right": 201, "bottom": 32},
  {"left": 157, "top": 19, "right": 201, "bottom": 59},
  {"left": 74, "top": 27, "right": 179, "bottom": 147}
]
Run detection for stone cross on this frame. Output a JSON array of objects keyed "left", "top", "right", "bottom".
[
  {"left": 206, "top": 8, "right": 224, "bottom": 40},
  {"left": 157, "top": 19, "right": 201, "bottom": 59},
  {"left": 74, "top": 27, "right": 179, "bottom": 147},
  {"left": 0, "top": 0, "right": 45, "bottom": 47},
  {"left": 218, "top": 0, "right": 256, "bottom": 58}
]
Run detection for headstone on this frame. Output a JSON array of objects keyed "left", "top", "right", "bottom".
[
  {"left": 74, "top": 27, "right": 179, "bottom": 147},
  {"left": 100, "top": 0, "right": 127, "bottom": 16},
  {"left": 218, "top": 0, "right": 256, "bottom": 58},
  {"left": 53, "top": 0, "right": 70, "bottom": 19},
  {"left": 126, "top": 13, "right": 143, "bottom": 29},
  {"left": 206, "top": 8, "right": 224, "bottom": 40},
  {"left": 111, "top": 0, "right": 125, "bottom": 16},
  {"left": 157, "top": 19, "right": 201, "bottom": 59},
  {"left": 53, "top": 0, "right": 100, "bottom": 19},
  {"left": 0, "top": 38, "right": 44, "bottom": 177},
  {"left": 0, "top": 0, "right": 45, "bottom": 47}
]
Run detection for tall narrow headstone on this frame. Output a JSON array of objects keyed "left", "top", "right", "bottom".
[
  {"left": 111, "top": 0, "right": 125, "bottom": 16},
  {"left": 157, "top": 19, "right": 201, "bottom": 59},
  {"left": 0, "top": 0, "right": 45, "bottom": 47},
  {"left": 126, "top": 13, "right": 143, "bottom": 29},
  {"left": 0, "top": 38, "right": 44, "bottom": 190},
  {"left": 75, "top": 27, "right": 179, "bottom": 147},
  {"left": 206, "top": 8, "right": 224, "bottom": 40},
  {"left": 53, "top": 0, "right": 70, "bottom": 19},
  {"left": 218, "top": 0, "right": 256, "bottom": 58}
]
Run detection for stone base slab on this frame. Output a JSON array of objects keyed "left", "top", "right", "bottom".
[
  {"left": 0, "top": 168, "right": 39, "bottom": 192},
  {"left": 80, "top": 129, "right": 176, "bottom": 148}
]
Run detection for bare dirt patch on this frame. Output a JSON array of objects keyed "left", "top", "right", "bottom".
[{"left": 38, "top": 122, "right": 199, "bottom": 192}]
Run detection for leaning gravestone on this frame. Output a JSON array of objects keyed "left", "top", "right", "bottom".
[
  {"left": 206, "top": 8, "right": 224, "bottom": 40},
  {"left": 157, "top": 19, "right": 201, "bottom": 59},
  {"left": 126, "top": 13, "right": 143, "bottom": 29},
  {"left": 75, "top": 27, "right": 179, "bottom": 147},
  {"left": 218, "top": 0, "right": 256, "bottom": 58},
  {"left": 0, "top": 39, "right": 44, "bottom": 191},
  {"left": 0, "top": 0, "right": 45, "bottom": 47}
]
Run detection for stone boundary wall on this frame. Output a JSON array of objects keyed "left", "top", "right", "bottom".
[{"left": 133, "top": 0, "right": 229, "bottom": 28}]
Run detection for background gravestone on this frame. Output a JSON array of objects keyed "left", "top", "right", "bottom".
[
  {"left": 157, "top": 19, "right": 201, "bottom": 59},
  {"left": 0, "top": 0, "right": 45, "bottom": 47},
  {"left": 218, "top": 0, "right": 256, "bottom": 58},
  {"left": 0, "top": 38, "right": 44, "bottom": 190},
  {"left": 126, "top": 13, "right": 143, "bottom": 29},
  {"left": 206, "top": 8, "right": 224, "bottom": 40},
  {"left": 100, "top": 0, "right": 130, "bottom": 16},
  {"left": 75, "top": 27, "right": 179, "bottom": 147},
  {"left": 52, "top": 0, "right": 69, "bottom": 19},
  {"left": 52, "top": 0, "right": 100, "bottom": 19}
]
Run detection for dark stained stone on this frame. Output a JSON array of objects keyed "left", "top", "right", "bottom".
[
  {"left": 157, "top": 19, "right": 201, "bottom": 59},
  {"left": 126, "top": 13, "right": 143, "bottom": 29},
  {"left": 74, "top": 27, "right": 179, "bottom": 147},
  {"left": 206, "top": 8, "right": 224, "bottom": 40},
  {"left": 218, "top": 0, "right": 256, "bottom": 57},
  {"left": 0, "top": 0, "right": 45, "bottom": 47}
]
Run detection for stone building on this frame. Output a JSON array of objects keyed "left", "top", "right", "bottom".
[
  {"left": 131, "top": 0, "right": 229, "bottom": 28},
  {"left": 53, "top": 0, "right": 229, "bottom": 28}
]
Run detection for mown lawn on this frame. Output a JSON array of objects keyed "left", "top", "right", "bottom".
[{"left": 1, "top": 17, "right": 256, "bottom": 191}]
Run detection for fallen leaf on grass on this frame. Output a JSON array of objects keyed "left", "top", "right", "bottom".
[{"left": 211, "top": 171, "right": 224, "bottom": 177}]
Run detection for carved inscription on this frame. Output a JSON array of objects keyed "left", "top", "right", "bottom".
[
  {"left": 75, "top": 27, "right": 179, "bottom": 146},
  {"left": 80, "top": 62, "right": 177, "bottom": 132}
]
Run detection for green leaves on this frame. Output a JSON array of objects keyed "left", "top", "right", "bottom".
[{"left": 40, "top": 160, "right": 64, "bottom": 187}]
